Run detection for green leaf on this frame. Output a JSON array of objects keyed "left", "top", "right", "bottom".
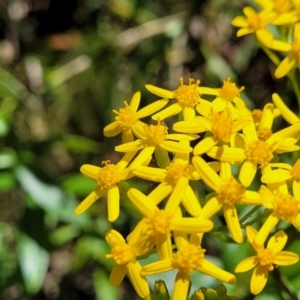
[
  {"left": 63, "top": 134, "right": 103, "bottom": 153},
  {"left": 93, "top": 269, "right": 119, "bottom": 300},
  {"left": 0, "top": 171, "right": 16, "bottom": 191},
  {"left": 62, "top": 173, "right": 97, "bottom": 196},
  {"left": 18, "top": 234, "right": 49, "bottom": 294},
  {"left": 49, "top": 224, "right": 80, "bottom": 245}
]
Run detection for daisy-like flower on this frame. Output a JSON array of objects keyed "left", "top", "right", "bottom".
[
  {"left": 174, "top": 107, "right": 252, "bottom": 155},
  {"left": 235, "top": 226, "right": 299, "bottom": 295},
  {"left": 127, "top": 182, "right": 213, "bottom": 259},
  {"left": 231, "top": 6, "right": 276, "bottom": 48},
  {"left": 103, "top": 91, "right": 168, "bottom": 143},
  {"left": 105, "top": 229, "right": 150, "bottom": 298},
  {"left": 192, "top": 156, "right": 262, "bottom": 243},
  {"left": 197, "top": 78, "right": 247, "bottom": 119},
  {"left": 115, "top": 119, "right": 197, "bottom": 170},
  {"left": 273, "top": 23, "right": 300, "bottom": 78},
  {"left": 132, "top": 139, "right": 218, "bottom": 216},
  {"left": 254, "top": 183, "right": 300, "bottom": 245},
  {"left": 74, "top": 151, "right": 136, "bottom": 221},
  {"left": 146, "top": 77, "right": 204, "bottom": 121},
  {"left": 141, "top": 232, "right": 236, "bottom": 300},
  {"left": 255, "top": 0, "right": 299, "bottom": 25},
  {"left": 206, "top": 118, "right": 300, "bottom": 187}
]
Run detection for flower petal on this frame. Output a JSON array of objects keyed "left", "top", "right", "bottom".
[
  {"left": 250, "top": 265, "right": 268, "bottom": 295},
  {"left": 130, "top": 146, "right": 155, "bottom": 170},
  {"left": 173, "top": 120, "right": 206, "bottom": 134},
  {"left": 172, "top": 272, "right": 190, "bottom": 300},
  {"left": 152, "top": 103, "right": 182, "bottom": 120},
  {"left": 267, "top": 230, "right": 287, "bottom": 252},
  {"left": 148, "top": 183, "right": 173, "bottom": 205},
  {"left": 224, "top": 205, "right": 244, "bottom": 243},
  {"left": 141, "top": 260, "right": 174, "bottom": 276},
  {"left": 255, "top": 213, "right": 279, "bottom": 246},
  {"left": 160, "top": 141, "right": 192, "bottom": 153},
  {"left": 275, "top": 55, "right": 296, "bottom": 79},
  {"left": 137, "top": 99, "right": 169, "bottom": 118},
  {"left": 261, "top": 169, "right": 292, "bottom": 183},
  {"left": 274, "top": 251, "right": 299, "bottom": 266},
  {"left": 207, "top": 146, "right": 245, "bottom": 161},
  {"left": 129, "top": 91, "right": 141, "bottom": 112},
  {"left": 183, "top": 106, "right": 196, "bottom": 121},
  {"left": 104, "top": 122, "right": 123, "bottom": 137},
  {"left": 235, "top": 256, "right": 258, "bottom": 273},
  {"left": 80, "top": 164, "right": 100, "bottom": 181},
  {"left": 182, "top": 185, "right": 202, "bottom": 217},
  {"left": 171, "top": 217, "right": 213, "bottom": 233},
  {"left": 200, "top": 196, "right": 222, "bottom": 219},
  {"left": 115, "top": 140, "right": 144, "bottom": 152},
  {"left": 107, "top": 186, "right": 120, "bottom": 222},
  {"left": 109, "top": 264, "right": 127, "bottom": 286},
  {"left": 239, "top": 161, "right": 257, "bottom": 187},
  {"left": 193, "top": 136, "right": 217, "bottom": 156},
  {"left": 105, "top": 229, "right": 126, "bottom": 247},
  {"left": 145, "top": 84, "right": 173, "bottom": 99},
  {"left": 156, "top": 233, "right": 173, "bottom": 260},
  {"left": 133, "top": 166, "right": 166, "bottom": 182}
]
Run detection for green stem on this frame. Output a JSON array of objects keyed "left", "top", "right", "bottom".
[{"left": 239, "top": 206, "right": 261, "bottom": 227}]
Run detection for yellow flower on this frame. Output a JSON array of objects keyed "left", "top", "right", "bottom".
[
  {"left": 174, "top": 108, "right": 252, "bottom": 155},
  {"left": 146, "top": 77, "right": 203, "bottom": 121},
  {"left": 132, "top": 139, "right": 217, "bottom": 216},
  {"left": 103, "top": 91, "right": 168, "bottom": 143},
  {"left": 206, "top": 119, "right": 300, "bottom": 187},
  {"left": 231, "top": 6, "right": 276, "bottom": 48},
  {"left": 105, "top": 229, "right": 150, "bottom": 298},
  {"left": 192, "top": 156, "right": 262, "bottom": 243},
  {"left": 74, "top": 152, "right": 135, "bottom": 221},
  {"left": 115, "top": 119, "right": 197, "bottom": 170},
  {"left": 235, "top": 226, "right": 299, "bottom": 295},
  {"left": 197, "top": 78, "right": 247, "bottom": 119},
  {"left": 141, "top": 233, "right": 236, "bottom": 300},
  {"left": 127, "top": 184, "right": 213, "bottom": 259},
  {"left": 254, "top": 184, "right": 300, "bottom": 245},
  {"left": 273, "top": 23, "right": 300, "bottom": 78}
]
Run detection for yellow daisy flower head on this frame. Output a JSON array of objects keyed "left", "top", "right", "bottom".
[
  {"left": 235, "top": 226, "right": 299, "bottom": 295},
  {"left": 231, "top": 6, "right": 277, "bottom": 48},
  {"left": 141, "top": 233, "right": 236, "bottom": 300},
  {"left": 146, "top": 77, "right": 202, "bottom": 121},
  {"left": 103, "top": 91, "right": 168, "bottom": 143},
  {"left": 105, "top": 229, "right": 150, "bottom": 298},
  {"left": 74, "top": 151, "right": 136, "bottom": 221}
]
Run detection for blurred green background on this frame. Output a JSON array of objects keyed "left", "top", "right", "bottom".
[{"left": 0, "top": 0, "right": 299, "bottom": 299}]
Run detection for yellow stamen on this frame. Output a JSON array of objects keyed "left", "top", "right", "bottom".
[
  {"left": 165, "top": 162, "right": 192, "bottom": 185},
  {"left": 173, "top": 77, "right": 201, "bottom": 107},
  {"left": 245, "top": 140, "right": 273, "bottom": 166},
  {"left": 217, "top": 177, "right": 245, "bottom": 206},
  {"left": 144, "top": 210, "right": 171, "bottom": 235},
  {"left": 219, "top": 78, "right": 244, "bottom": 102},
  {"left": 211, "top": 108, "right": 233, "bottom": 142},
  {"left": 106, "top": 240, "right": 135, "bottom": 265},
  {"left": 252, "top": 109, "right": 263, "bottom": 123},
  {"left": 144, "top": 119, "right": 168, "bottom": 146},
  {"left": 257, "top": 248, "right": 276, "bottom": 271},
  {"left": 247, "top": 13, "right": 263, "bottom": 30},
  {"left": 291, "top": 159, "right": 300, "bottom": 181},
  {"left": 98, "top": 161, "right": 121, "bottom": 189},
  {"left": 113, "top": 101, "right": 137, "bottom": 129},
  {"left": 257, "top": 128, "right": 273, "bottom": 141},
  {"left": 172, "top": 244, "right": 205, "bottom": 275},
  {"left": 273, "top": 194, "right": 299, "bottom": 221}
]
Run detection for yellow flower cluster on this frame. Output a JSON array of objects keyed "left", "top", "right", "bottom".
[
  {"left": 75, "top": 75, "right": 300, "bottom": 298},
  {"left": 231, "top": 0, "right": 300, "bottom": 79}
]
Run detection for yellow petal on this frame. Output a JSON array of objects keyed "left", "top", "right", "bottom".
[
  {"left": 259, "top": 185, "right": 274, "bottom": 208},
  {"left": 220, "top": 161, "right": 232, "bottom": 181},
  {"left": 199, "top": 259, "right": 236, "bottom": 284},
  {"left": 275, "top": 55, "right": 296, "bottom": 79},
  {"left": 223, "top": 205, "right": 244, "bottom": 243},
  {"left": 192, "top": 156, "right": 222, "bottom": 191},
  {"left": 261, "top": 169, "right": 292, "bottom": 183},
  {"left": 160, "top": 141, "right": 192, "bottom": 153},
  {"left": 115, "top": 140, "right": 144, "bottom": 152},
  {"left": 272, "top": 93, "right": 299, "bottom": 125},
  {"left": 246, "top": 226, "right": 260, "bottom": 252},
  {"left": 137, "top": 99, "right": 169, "bottom": 118},
  {"left": 241, "top": 191, "right": 262, "bottom": 205},
  {"left": 255, "top": 213, "right": 279, "bottom": 246},
  {"left": 239, "top": 161, "right": 257, "bottom": 187},
  {"left": 259, "top": 103, "right": 274, "bottom": 129},
  {"left": 293, "top": 181, "right": 300, "bottom": 199},
  {"left": 74, "top": 187, "right": 104, "bottom": 215},
  {"left": 141, "top": 260, "right": 173, "bottom": 276},
  {"left": 235, "top": 256, "right": 258, "bottom": 273},
  {"left": 172, "top": 272, "right": 190, "bottom": 300},
  {"left": 196, "top": 100, "right": 212, "bottom": 117},
  {"left": 250, "top": 265, "right": 268, "bottom": 295},
  {"left": 148, "top": 183, "right": 173, "bottom": 205},
  {"left": 127, "top": 188, "right": 156, "bottom": 216},
  {"left": 80, "top": 164, "right": 100, "bottom": 181},
  {"left": 200, "top": 197, "right": 222, "bottom": 219},
  {"left": 109, "top": 264, "right": 127, "bottom": 286},
  {"left": 117, "top": 151, "right": 137, "bottom": 170},
  {"left": 193, "top": 136, "right": 217, "bottom": 156},
  {"left": 182, "top": 106, "right": 195, "bottom": 121},
  {"left": 152, "top": 103, "right": 182, "bottom": 120},
  {"left": 173, "top": 120, "right": 206, "bottom": 134},
  {"left": 267, "top": 230, "right": 287, "bottom": 252},
  {"left": 274, "top": 251, "right": 299, "bottom": 266},
  {"left": 107, "top": 186, "right": 120, "bottom": 222},
  {"left": 256, "top": 28, "right": 273, "bottom": 48},
  {"left": 171, "top": 217, "right": 213, "bottom": 233},
  {"left": 166, "top": 133, "right": 199, "bottom": 141},
  {"left": 237, "top": 27, "right": 254, "bottom": 36},
  {"left": 127, "top": 261, "right": 150, "bottom": 299},
  {"left": 145, "top": 84, "right": 173, "bottom": 99},
  {"left": 182, "top": 185, "right": 202, "bottom": 217},
  {"left": 197, "top": 87, "right": 219, "bottom": 95},
  {"left": 133, "top": 166, "right": 165, "bottom": 182},
  {"left": 130, "top": 146, "right": 155, "bottom": 170},
  {"left": 156, "top": 233, "right": 173, "bottom": 260},
  {"left": 243, "top": 6, "right": 256, "bottom": 18},
  {"left": 270, "top": 40, "right": 292, "bottom": 52},
  {"left": 122, "top": 128, "right": 134, "bottom": 143},
  {"left": 291, "top": 214, "right": 300, "bottom": 231},
  {"left": 231, "top": 16, "right": 248, "bottom": 27},
  {"left": 105, "top": 229, "right": 126, "bottom": 247},
  {"left": 206, "top": 146, "right": 245, "bottom": 161},
  {"left": 129, "top": 91, "right": 141, "bottom": 112},
  {"left": 103, "top": 122, "right": 122, "bottom": 137}
]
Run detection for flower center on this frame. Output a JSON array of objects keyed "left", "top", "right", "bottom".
[
  {"left": 97, "top": 161, "right": 121, "bottom": 189},
  {"left": 291, "top": 159, "right": 300, "bottom": 182},
  {"left": 172, "top": 244, "right": 205, "bottom": 275},
  {"left": 106, "top": 240, "right": 135, "bottom": 265},
  {"left": 252, "top": 109, "right": 263, "bottom": 123},
  {"left": 211, "top": 108, "right": 233, "bottom": 142},
  {"left": 145, "top": 210, "right": 171, "bottom": 235},
  {"left": 164, "top": 162, "right": 192, "bottom": 185},
  {"left": 257, "top": 128, "right": 273, "bottom": 141},
  {"left": 247, "top": 13, "right": 263, "bottom": 31},
  {"left": 257, "top": 248, "right": 276, "bottom": 271},
  {"left": 273, "top": 193, "right": 299, "bottom": 221},
  {"left": 143, "top": 119, "right": 168, "bottom": 146},
  {"left": 219, "top": 78, "right": 244, "bottom": 101},
  {"left": 173, "top": 77, "right": 201, "bottom": 107},
  {"left": 113, "top": 101, "right": 137, "bottom": 129},
  {"left": 291, "top": 43, "right": 300, "bottom": 59},
  {"left": 245, "top": 140, "right": 273, "bottom": 166},
  {"left": 274, "top": 0, "right": 293, "bottom": 13},
  {"left": 217, "top": 177, "right": 245, "bottom": 206}
]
